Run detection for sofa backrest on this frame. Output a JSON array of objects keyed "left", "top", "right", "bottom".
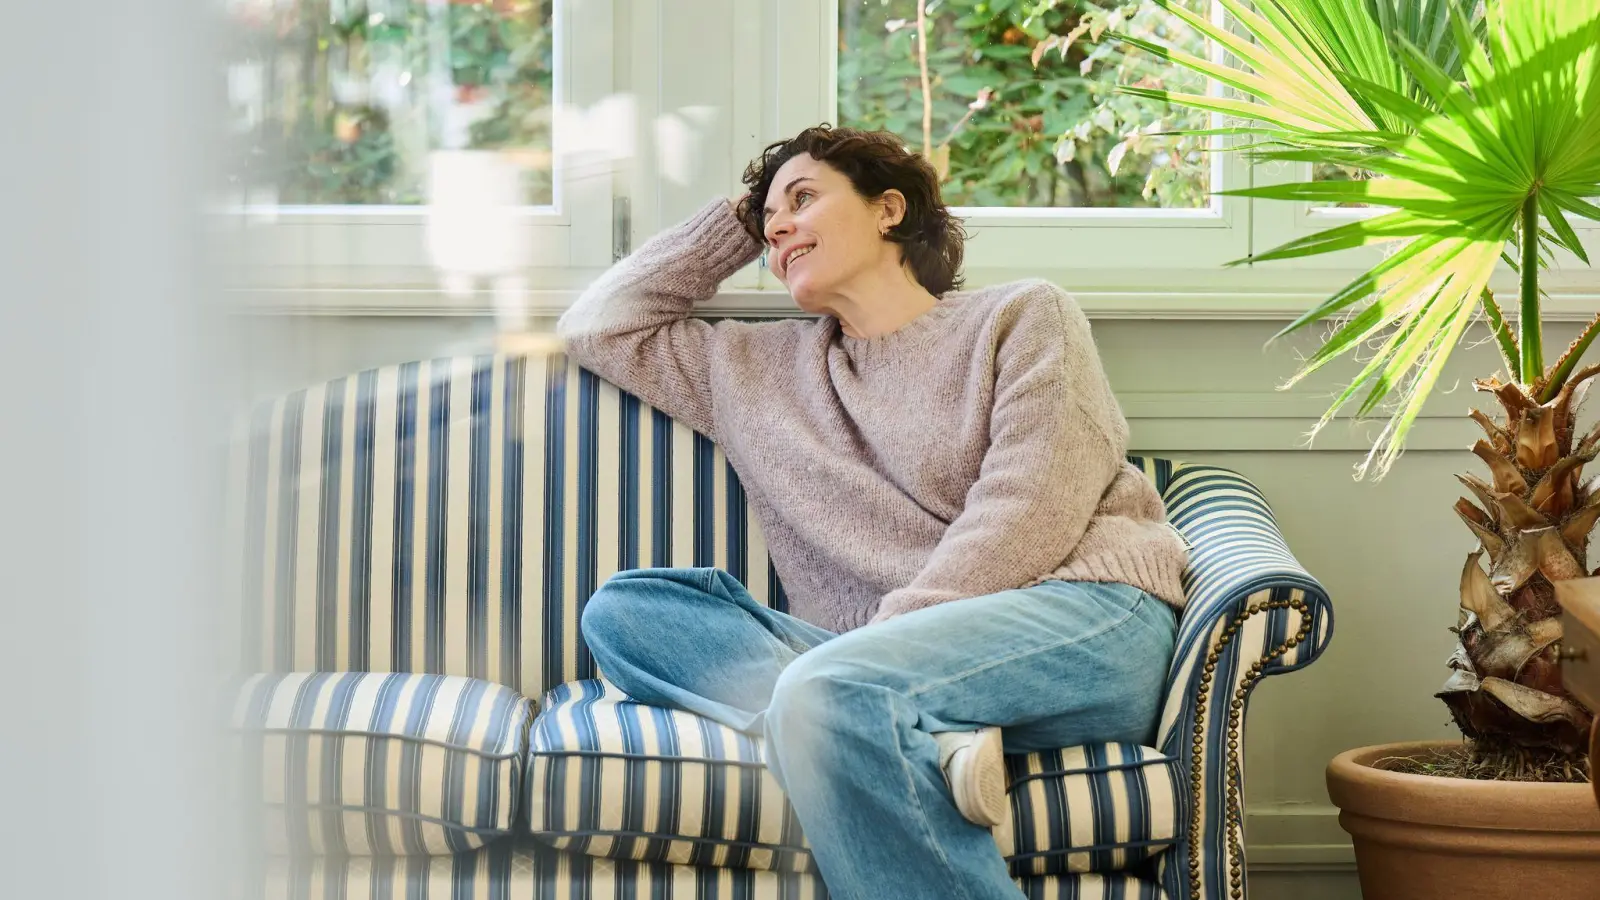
[{"left": 230, "top": 354, "right": 1181, "bottom": 700}]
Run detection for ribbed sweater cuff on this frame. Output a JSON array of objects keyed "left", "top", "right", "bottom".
[
  {"left": 1120, "top": 546, "right": 1188, "bottom": 610},
  {"left": 679, "top": 199, "right": 763, "bottom": 283},
  {"left": 1059, "top": 545, "right": 1188, "bottom": 610}
]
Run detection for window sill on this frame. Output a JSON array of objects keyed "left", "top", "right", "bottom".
[{"left": 229, "top": 278, "right": 1600, "bottom": 322}]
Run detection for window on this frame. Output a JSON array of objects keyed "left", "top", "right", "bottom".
[
  {"left": 221, "top": 0, "right": 618, "bottom": 302},
  {"left": 225, "top": 0, "right": 556, "bottom": 208},
  {"left": 225, "top": 0, "right": 1596, "bottom": 315},
  {"left": 748, "top": 0, "right": 1253, "bottom": 288}
]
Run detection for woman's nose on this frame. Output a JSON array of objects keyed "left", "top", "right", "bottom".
[{"left": 764, "top": 215, "right": 792, "bottom": 245}]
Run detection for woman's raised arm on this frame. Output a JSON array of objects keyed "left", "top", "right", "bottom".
[{"left": 556, "top": 198, "right": 762, "bottom": 438}]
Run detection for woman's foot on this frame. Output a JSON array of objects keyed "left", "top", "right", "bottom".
[{"left": 933, "top": 727, "right": 1008, "bottom": 827}]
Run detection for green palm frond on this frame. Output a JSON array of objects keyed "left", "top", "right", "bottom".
[{"left": 1106, "top": 0, "right": 1600, "bottom": 477}]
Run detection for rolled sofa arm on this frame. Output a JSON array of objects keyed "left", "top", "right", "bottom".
[{"left": 1152, "top": 465, "right": 1334, "bottom": 900}]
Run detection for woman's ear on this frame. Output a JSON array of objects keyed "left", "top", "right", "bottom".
[{"left": 876, "top": 190, "right": 908, "bottom": 234}]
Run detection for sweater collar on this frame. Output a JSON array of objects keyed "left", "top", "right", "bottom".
[{"left": 831, "top": 294, "right": 964, "bottom": 368}]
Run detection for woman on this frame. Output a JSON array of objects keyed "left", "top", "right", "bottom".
[{"left": 556, "top": 126, "right": 1187, "bottom": 899}]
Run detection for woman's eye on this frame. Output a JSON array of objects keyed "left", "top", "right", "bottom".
[{"left": 794, "top": 191, "right": 812, "bottom": 208}]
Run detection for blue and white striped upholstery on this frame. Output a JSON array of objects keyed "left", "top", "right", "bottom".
[
  {"left": 999, "top": 743, "right": 1180, "bottom": 875},
  {"left": 233, "top": 672, "right": 531, "bottom": 855},
  {"left": 230, "top": 355, "right": 779, "bottom": 702},
  {"left": 527, "top": 679, "right": 1180, "bottom": 876},
  {"left": 528, "top": 679, "right": 811, "bottom": 873},
  {"left": 233, "top": 354, "right": 1333, "bottom": 899},
  {"left": 261, "top": 838, "right": 1168, "bottom": 899},
  {"left": 1149, "top": 466, "right": 1334, "bottom": 900}
]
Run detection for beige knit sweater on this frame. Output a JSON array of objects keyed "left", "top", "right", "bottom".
[{"left": 557, "top": 199, "right": 1188, "bottom": 632}]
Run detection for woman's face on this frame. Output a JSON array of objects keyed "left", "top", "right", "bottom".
[{"left": 761, "top": 154, "right": 903, "bottom": 311}]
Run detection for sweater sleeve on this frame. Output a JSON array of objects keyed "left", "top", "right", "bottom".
[
  {"left": 870, "top": 284, "right": 1127, "bottom": 623},
  {"left": 555, "top": 199, "right": 762, "bottom": 439}
]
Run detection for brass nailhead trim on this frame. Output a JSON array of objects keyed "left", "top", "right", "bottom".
[{"left": 1185, "top": 595, "right": 1312, "bottom": 900}]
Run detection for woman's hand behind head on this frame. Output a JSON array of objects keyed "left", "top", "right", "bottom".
[{"left": 730, "top": 192, "right": 764, "bottom": 243}]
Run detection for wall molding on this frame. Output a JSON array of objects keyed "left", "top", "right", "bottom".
[
  {"left": 1128, "top": 416, "right": 1477, "bottom": 454},
  {"left": 227, "top": 284, "right": 1600, "bottom": 322},
  {"left": 1122, "top": 390, "right": 1482, "bottom": 453},
  {"left": 1245, "top": 806, "right": 1356, "bottom": 871}
]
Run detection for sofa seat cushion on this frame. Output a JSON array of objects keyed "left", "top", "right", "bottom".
[
  {"left": 998, "top": 743, "right": 1185, "bottom": 876},
  {"left": 527, "top": 679, "right": 1182, "bottom": 875},
  {"left": 234, "top": 672, "right": 533, "bottom": 856},
  {"left": 528, "top": 680, "right": 810, "bottom": 872}
]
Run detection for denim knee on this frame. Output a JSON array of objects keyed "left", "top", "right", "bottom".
[
  {"left": 768, "top": 653, "right": 855, "bottom": 739},
  {"left": 767, "top": 656, "right": 831, "bottom": 722},
  {"left": 581, "top": 568, "right": 715, "bottom": 651},
  {"left": 579, "top": 571, "right": 653, "bottom": 648}
]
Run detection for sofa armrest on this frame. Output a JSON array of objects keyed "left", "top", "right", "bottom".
[{"left": 1152, "top": 465, "right": 1334, "bottom": 900}]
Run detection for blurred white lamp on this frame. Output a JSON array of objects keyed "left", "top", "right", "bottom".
[{"left": 424, "top": 149, "right": 534, "bottom": 332}]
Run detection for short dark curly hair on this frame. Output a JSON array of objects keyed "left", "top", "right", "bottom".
[{"left": 737, "top": 125, "right": 966, "bottom": 296}]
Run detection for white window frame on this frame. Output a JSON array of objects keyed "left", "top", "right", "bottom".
[
  {"left": 223, "top": 0, "right": 617, "bottom": 298},
  {"left": 620, "top": 0, "right": 766, "bottom": 291}
]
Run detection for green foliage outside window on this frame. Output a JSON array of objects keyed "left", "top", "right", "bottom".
[
  {"left": 224, "top": 0, "right": 553, "bottom": 206},
  {"left": 837, "top": 0, "right": 1212, "bottom": 208},
  {"left": 224, "top": 0, "right": 1214, "bottom": 211}
]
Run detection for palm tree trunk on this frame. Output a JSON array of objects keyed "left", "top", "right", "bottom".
[{"left": 1520, "top": 192, "right": 1542, "bottom": 383}]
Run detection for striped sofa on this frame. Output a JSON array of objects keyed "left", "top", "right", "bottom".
[{"left": 230, "top": 353, "right": 1332, "bottom": 900}]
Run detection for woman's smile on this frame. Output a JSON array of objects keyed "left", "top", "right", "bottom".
[{"left": 783, "top": 244, "right": 816, "bottom": 275}]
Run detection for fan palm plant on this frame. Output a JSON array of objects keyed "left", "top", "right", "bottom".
[{"left": 1097, "top": 0, "right": 1600, "bottom": 770}]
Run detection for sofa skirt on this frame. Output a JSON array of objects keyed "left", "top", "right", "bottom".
[{"left": 257, "top": 840, "right": 1170, "bottom": 899}]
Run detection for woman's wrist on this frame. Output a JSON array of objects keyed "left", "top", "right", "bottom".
[{"left": 676, "top": 198, "right": 763, "bottom": 277}]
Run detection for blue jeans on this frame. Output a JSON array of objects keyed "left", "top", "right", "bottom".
[{"left": 580, "top": 568, "right": 1178, "bottom": 900}]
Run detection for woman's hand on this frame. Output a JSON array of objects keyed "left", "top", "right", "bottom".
[{"left": 730, "top": 192, "right": 763, "bottom": 243}]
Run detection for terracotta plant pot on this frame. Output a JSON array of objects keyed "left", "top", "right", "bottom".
[{"left": 1327, "top": 741, "right": 1600, "bottom": 900}]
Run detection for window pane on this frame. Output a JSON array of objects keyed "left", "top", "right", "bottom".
[
  {"left": 224, "top": 0, "right": 554, "bottom": 207},
  {"left": 837, "top": 0, "right": 1210, "bottom": 209},
  {"left": 1313, "top": 162, "right": 1373, "bottom": 209}
]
